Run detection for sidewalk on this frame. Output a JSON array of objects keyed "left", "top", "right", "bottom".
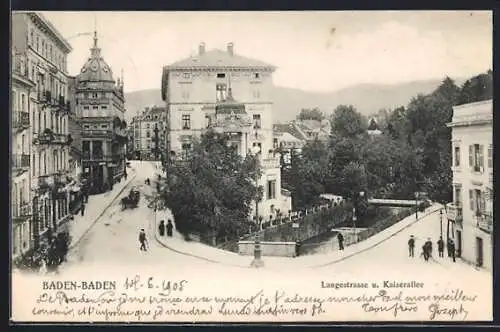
[
  {"left": 153, "top": 203, "right": 443, "bottom": 270},
  {"left": 68, "top": 168, "right": 137, "bottom": 249}
]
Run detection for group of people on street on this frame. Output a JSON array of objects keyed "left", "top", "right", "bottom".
[
  {"left": 408, "top": 235, "right": 456, "bottom": 262},
  {"left": 138, "top": 220, "right": 174, "bottom": 252}
]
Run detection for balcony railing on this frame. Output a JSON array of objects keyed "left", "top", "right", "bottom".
[
  {"left": 33, "top": 130, "right": 70, "bottom": 145},
  {"left": 12, "top": 202, "right": 32, "bottom": 222},
  {"left": 446, "top": 202, "right": 463, "bottom": 228},
  {"left": 477, "top": 213, "right": 493, "bottom": 234},
  {"left": 12, "top": 111, "right": 30, "bottom": 130},
  {"left": 12, "top": 154, "right": 30, "bottom": 170}
]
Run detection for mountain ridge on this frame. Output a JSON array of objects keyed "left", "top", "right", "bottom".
[{"left": 124, "top": 78, "right": 467, "bottom": 123}]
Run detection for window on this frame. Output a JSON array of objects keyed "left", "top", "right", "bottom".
[
  {"left": 92, "top": 106, "right": 98, "bottom": 110},
  {"left": 253, "top": 114, "right": 261, "bottom": 129},
  {"left": 183, "top": 72, "right": 191, "bottom": 79},
  {"left": 182, "top": 143, "right": 192, "bottom": 158},
  {"left": 146, "top": 123, "right": 150, "bottom": 129},
  {"left": 267, "top": 180, "right": 276, "bottom": 200},
  {"left": 253, "top": 89, "right": 260, "bottom": 99},
  {"left": 92, "top": 93, "right": 98, "bottom": 99},
  {"left": 205, "top": 115, "right": 212, "bottom": 128},
  {"left": 182, "top": 91, "right": 190, "bottom": 100},
  {"left": 101, "top": 105, "right": 108, "bottom": 109},
  {"left": 488, "top": 144, "right": 493, "bottom": 168},
  {"left": 83, "top": 124, "right": 90, "bottom": 129},
  {"left": 101, "top": 124, "right": 108, "bottom": 129},
  {"left": 469, "top": 144, "right": 484, "bottom": 172},
  {"left": 36, "top": 35, "right": 39, "bottom": 51},
  {"left": 146, "top": 131, "right": 151, "bottom": 138},
  {"left": 154, "top": 115, "right": 158, "bottom": 120},
  {"left": 83, "top": 106, "right": 89, "bottom": 110},
  {"left": 32, "top": 154, "right": 36, "bottom": 176},
  {"left": 254, "top": 73, "right": 260, "bottom": 79},
  {"left": 217, "top": 73, "right": 226, "bottom": 78},
  {"left": 454, "top": 186, "right": 462, "bottom": 206},
  {"left": 216, "top": 83, "right": 227, "bottom": 102},
  {"left": 182, "top": 115, "right": 191, "bottom": 130},
  {"left": 454, "top": 146, "right": 460, "bottom": 167}
]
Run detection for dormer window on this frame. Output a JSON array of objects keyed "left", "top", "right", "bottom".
[{"left": 183, "top": 72, "right": 191, "bottom": 79}]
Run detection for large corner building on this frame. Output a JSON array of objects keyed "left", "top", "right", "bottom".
[
  {"left": 74, "top": 31, "right": 127, "bottom": 194},
  {"left": 447, "top": 99, "right": 493, "bottom": 270},
  {"left": 161, "top": 42, "right": 292, "bottom": 219}
]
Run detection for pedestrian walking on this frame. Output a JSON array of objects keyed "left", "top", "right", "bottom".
[
  {"left": 158, "top": 220, "right": 165, "bottom": 236},
  {"left": 437, "top": 236, "right": 444, "bottom": 258},
  {"left": 408, "top": 235, "right": 415, "bottom": 257},
  {"left": 337, "top": 232, "right": 344, "bottom": 251},
  {"left": 139, "top": 229, "right": 148, "bottom": 251},
  {"left": 166, "top": 220, "right": 174, "bottom": 237},
  {"left": 80, "top": 203, "right": 85, "bottom": 217},
  {"left": 422, "top": 244, "right": 429, "bottom": 261},
  {"left": 449, "top": 238, "right": 456, "bottom": 262},
  {"left": 425, "top": 238, "right": 433, "bottom": 259}
]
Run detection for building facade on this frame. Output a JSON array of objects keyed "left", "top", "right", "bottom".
[
  {"left": 11, "top": 49, "right": 36, "bottom": 259},
  {"left": 12, "top": 12, "right": 75, "bottom": 254},
  {"left": 161, "top": 42, "right": 292, "bottom": 219},
  {"left": 446, "top": 99, "right": 493, "bottom": 270},
  {"left": 74, "top": 31, "right": 127, "bottom": 194},
  {"left": 131, "top": 106, "right": 167, "bottom": 160}
]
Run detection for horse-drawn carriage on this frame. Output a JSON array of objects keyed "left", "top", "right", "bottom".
[{"left": 121, "top": 187, "right": 140, "bottom": 210}]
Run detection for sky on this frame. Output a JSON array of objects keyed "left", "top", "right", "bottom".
[{"left": 38, "top": 11, "right": 492, "bottom": 93}]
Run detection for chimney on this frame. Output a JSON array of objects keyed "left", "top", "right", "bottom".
[
  {"left": 227, "top": 42, "right": 234, "bottom": 56},
  {"left": 198, "top": 42, "right": 206, "bottom": 55}
]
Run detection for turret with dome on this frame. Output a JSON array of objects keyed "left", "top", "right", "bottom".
[
  {"left": 77, "top": 30, "right": 124, "bottom": 97},
  {"left": 75, "top": 29, "right": 127, "bottom": 195}
]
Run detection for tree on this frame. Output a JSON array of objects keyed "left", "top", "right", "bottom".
[
  {"left": 331, "top": 105, "right": 368, "bottom": 138},
  {"left": 297, "top": 108, "right": 324, "bottom": 121},
  {"left": 457, "top": 70, "right": 493, "bottom": 105},
  {"left": 163, "top": 130, "right": 261, "bottom": 239}
]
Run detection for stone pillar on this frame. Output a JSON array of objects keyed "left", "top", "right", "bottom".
[{"left": 89, "top": 140, "right": 93, "bottom": 158}]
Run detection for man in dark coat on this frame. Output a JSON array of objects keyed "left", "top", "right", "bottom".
[
  {"left": 425, "top": 238, "right": 433, "bottom": 259},
  {"left": 139, "top": 229, "right": 147, "bottom": 251},
  {"left": 449, "top": 238, "right": 456, "bottom": 262},
  {"left": 437, "top": 236, "right": 445, "bottom": 258},
  {"left": 80, "top": 203, "right": 85, "bottom": 217},
  {"left": 166, "top": 220, "right": 174, "bottom": 237},
  {"left": 158, "top": 220, "right": 165, "bottom": 236},
  {"left": 408, "top": 235, "right": 415, "bottom": 257},
  {"left": 337, "top": 232, "right": 344, "bottom": 251}
]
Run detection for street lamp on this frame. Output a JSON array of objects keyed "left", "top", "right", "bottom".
[{"left": 352, "top": 191, "right": 365, "bottom": 244}]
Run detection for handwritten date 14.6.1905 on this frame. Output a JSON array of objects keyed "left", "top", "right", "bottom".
[{"left": 123, "top": 275, "right": 187, "bottom": 295}]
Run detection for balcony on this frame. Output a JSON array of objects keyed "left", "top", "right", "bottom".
[
  {"left": 261, "top": 156, "right": 280, "bottom": 169},
  {"left": 12, "top": 154, "right": 30, "bottom": 174},
  {"left": 446, "top": 202, "right": 463, "bottom": 228},
  {"left": 476, "top": 212, "right": 493, "bottom": 234},
  {"left": 32, "top": 129, "right": 70, "bottom": 145},
  {"left": 12, "top": 202, "right": 32, "bottom": 223},
  {"left": 12, "top": 111, "right": 30, "bottom": 131}
]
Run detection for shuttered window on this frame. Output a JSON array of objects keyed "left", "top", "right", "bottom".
[
  {"left": 478, "top": 145, "right": 484, "bottom": 169},
  {"left": 469, "top": 189, "right": 475, "bottom": 211},
  {"left": 469, "top": 145, "right": 474, "bottom": 167},
  {"left": 488, "top": 144, "right": 493, "bottom": 168}
]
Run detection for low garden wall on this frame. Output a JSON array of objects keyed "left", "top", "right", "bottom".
[{"left": 238, "top": 241, "right": 297, "bottom": 257}]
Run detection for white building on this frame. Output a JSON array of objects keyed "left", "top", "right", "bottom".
[
  {"left": 446, "top": 99, "right": 493, "bottom": 270},
  {"left": 11, "top": 49, "right": 36, "bottom": 259},
  {"left": 161, "top": 42, "right": 292, "bottom": 219},
  {"left": 12, "top": 12, "right": 73, "bottom": 251},
  {"left": 131, "top": 106, "right": 167, "bottom": 160}
]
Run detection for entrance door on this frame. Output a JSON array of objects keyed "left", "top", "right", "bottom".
[
  {"left": 476, "top": 237, "right": 484, "bottom": 267},
  {"left": 456, "top": 230, "right": 462, "bottom": 257}
]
